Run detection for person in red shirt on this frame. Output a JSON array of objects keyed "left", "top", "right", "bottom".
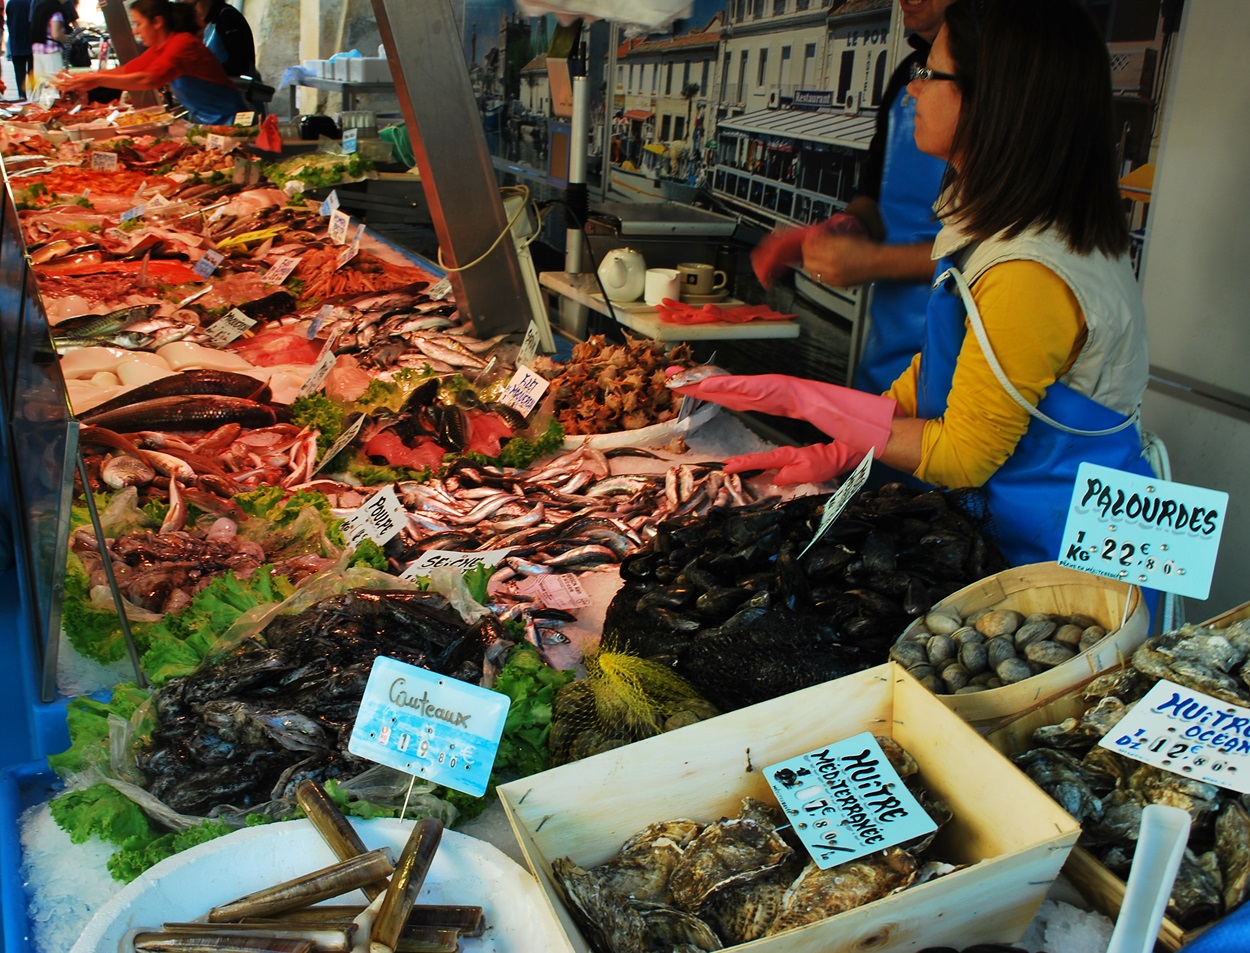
[{"left": 53, "top": 0, "right": 243, "bottom": 123}]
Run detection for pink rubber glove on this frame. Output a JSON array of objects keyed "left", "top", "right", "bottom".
[
  {"left": 724, "top": 442, "right": 865, "bottom": 485},
  {"left": 750, "top": 213, "right": 867, "bottom": 288},
  {"left": 667, "top": 372, "right": 896, "bottom": 457}
]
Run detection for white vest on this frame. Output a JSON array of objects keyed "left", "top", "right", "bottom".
[{"left": 931, "top": 223, "right": 1149, "bottom": 416}]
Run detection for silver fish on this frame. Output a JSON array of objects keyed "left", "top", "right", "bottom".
[{"left": 665, "top": 364, "right": 731, "bottom": 389}]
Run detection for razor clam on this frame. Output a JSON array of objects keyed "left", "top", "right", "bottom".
[
  {"left": 143, "top": 923, "right": 353, "bottom": 952},
  {"left": 371, "top": 818, "right": 444, "bottom": 951},
  {"left": 130, "top": 933, "right": 315, "bottom": 952},
  {"left": 294, "top": 781, "right": 383, "bottom": 901},
  {"left": 207, "top": 848, "right": 395, "bottom": 923},
  {"left": 248, "top": 905, "right": 485, "bottom": 937}
]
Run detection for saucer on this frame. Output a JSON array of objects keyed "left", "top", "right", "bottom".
[{"left": 680, "top": 289, "right": 729, "bottom": 305}]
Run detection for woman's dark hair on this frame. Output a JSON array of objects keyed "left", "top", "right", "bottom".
[
  {"left": 942, "top": 0, "right": 1129, "bottom": 256},
  {"left": 129, "top": 0, "right": 198, "bottom": 34}
]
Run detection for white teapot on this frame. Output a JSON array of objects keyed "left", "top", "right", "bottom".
[{"left": 596, "top": 247, "right": 646, "bottom": 302}]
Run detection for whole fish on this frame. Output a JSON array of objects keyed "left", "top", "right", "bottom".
[
  {"left": 54, "top": 330, "right": 157, "bottom": 354},
  {"left": 412, "top": 336, "right": 487, "bottom": 370},
  {"left": 82, "top": 395, "right": 278, "bottom": 432},
  {"left": 52, "top": 304, "right": 160, "bottom": 340},
  {"left": 82, "top": 370, "right": 272, "bottom": 419},
  {"left": 664, "top": 364, "right": 731, "bottom": 389}
]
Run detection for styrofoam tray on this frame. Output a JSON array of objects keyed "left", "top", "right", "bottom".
[{"left": 69, "top": 818, "right": 574, "bottom": 953}]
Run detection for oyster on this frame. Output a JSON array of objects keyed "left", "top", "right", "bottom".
[
  {"left": 597, "top": 819, "right": 705, "bottom": 902},
  {"left": 700, "top": 851, "right": 806, "bottom": 945},
  {"left": 1012, "top": 748, "right": 1110, "bottom": 822},
  {"left": 1168, "top": 849, "right": 1224, "bottom": 927},
  {"left": 1215, "top": 800, "right": 1250, "bottom": 912},
  {"left": 767, "top": 847, "right": 919, "bottom": 936},
  {"left": 1032, "top": 696, "right": 1130, "bottom": 749},
  {"left": 668, "top": 818, "right": 793, "bottom": 911},
  {"left": 1127, "top": 765, "right": 1221, "bottom": 827}
]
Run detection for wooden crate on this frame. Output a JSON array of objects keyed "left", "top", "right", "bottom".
[
  {"left": 499, "top": 663, "right": 1081, "bottom": 953},
  {"left": 896, "top": 561, "right": 1149, "bottom": 735},
  {"left": 984, "top": 601, "right": 1250, "bottom": 951}
]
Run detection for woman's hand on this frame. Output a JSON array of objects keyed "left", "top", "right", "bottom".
[{"left": 52, "top": 70, "right": 95, "bottom": 91}]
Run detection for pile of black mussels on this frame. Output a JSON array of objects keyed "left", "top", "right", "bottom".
[
  {"left": 602, "top": 484, "right": 1007, "bottom": 712},
  {"left": 134, "top": 587, "right": 499, "bottom": 817}
]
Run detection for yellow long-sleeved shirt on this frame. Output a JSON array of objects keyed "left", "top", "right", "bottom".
[{"left": 886, "top": 259, "right": 1088, "bottom": 488}]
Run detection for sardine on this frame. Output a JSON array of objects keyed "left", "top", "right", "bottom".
[
  {"left": 664, "top": 364, "right": 731, "bottom": 389},
  {"left": 412, "top": 337, "right": 487, "bottom": 370}
]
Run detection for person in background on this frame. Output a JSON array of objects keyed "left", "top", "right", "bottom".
[
  {"left": 672, "top": 0, "right": 1154, "bottom": 582},
  {"left": 29, "top": 0, "right": 65, "bottom": 84},
  {"left": 190, "top": 0, "right": 257, "bottom": 81},
  {"left": 7, "top": 0, "right": 29, "bottom": 98},
  {"left": 751, "top": 0, "right": 954, "bottom": 395},
  {"left": 52, "top": 0, "right": 245, "bottom": 123}
]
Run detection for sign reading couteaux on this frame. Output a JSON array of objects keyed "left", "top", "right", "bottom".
[
  {"left": 765, "top": 732, "right": 935, "bottom": 869},
  {"left": 349, "top": 656, "right": 508, "bottom": 797},
  {"left": 1057, "top": 462, "right": 1227, "bottom": 600}
]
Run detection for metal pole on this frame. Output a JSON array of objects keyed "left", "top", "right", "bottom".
[
  {"left": 565, "top": 75, "right": 589, "bottom": 275},
  {"left": 600, "top": 21, "right": 617, "bottom": 199}
]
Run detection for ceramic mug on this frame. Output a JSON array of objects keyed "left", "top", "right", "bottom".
[
  {"left": 677, "top": 262, "right": 728, "bottom": 298},
  {"left": 644, "top": 267, "right": 681, "bottom": 306}
]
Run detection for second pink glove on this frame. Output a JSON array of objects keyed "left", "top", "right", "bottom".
[{"left": 724, "top": 442, "right": 865, "bottom": 485}]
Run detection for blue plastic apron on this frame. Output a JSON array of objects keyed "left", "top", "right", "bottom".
[
  {"left": 853, "top": 88, "right": 948, "bottom": 394},
  {"left": 917, "top": 262, "right": 1154, "bottom": 571}
]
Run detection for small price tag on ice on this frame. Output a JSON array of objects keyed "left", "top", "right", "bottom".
[
  {"left": 335, "top": 224, "right": 364, "bottom": 268},
  {"left": 1057, "top": 462, "right": 1228, "bottom": 599},
  {"left": 497, "top": 365, "right": 548, "bottom": 418},
  {"left": 343, "top": 483, "right": 405, "bottom": 547},
  {"left": 329, "top": 208, "right": 351, "bottom": 245},
  {"left": 766, "top": 732, "right": 936, "bottom": 869},
  {"left": 193, "top": 249, "right": 226, "bottom": 279},
  {"left": 426, "top": 277, "right": 452, "bottom": 300},
  {"left": 349, "top": 655, "right": 508, "bottom": 797},
  {"left": 233, "top": 110, "right": 256, "bottom": 127},
  {"left": 203, "top": 306, "right": 256, "bottom": 346},
  {"left": 263, "top": 256, "right": 300, "bottom": 285},
  {"left": 799, "top": 452, "right": 873, "bottom": 558},
  {"left": 309, "top": 303, "right": 336, "bottom": 338},
  {"left": 402, "top": 546, "right": 514, "bottom": 580},
  {"left": 120, "top": 203, "right": 147, "bottom": 223},
  {"left": 297, "top": 333, "right": 340, "bottom": 398},
  {"left": 516, "top": 573, "right": 591, "bottom": 611},
  {"left": 320, "top": 190, "right": 340, "bottom": 216},
  {"left": 146, "top": 192, "right": 172, "bottom": 210},
  {"left": 206, "top": 132, "right": 233, "bottom": 151},
  {"left": 517, "top": 321, "right": 542, "bottom": 368},
  {"left": 91, "top": 151, "right": 118, "bottom": 172},
  {"left": 312, "top": 413, "right": 365, "bottom": 476},
  {"left": 1099, "top": 679, "right": 1250, "bottom": 794},
  {"left": 342, "top": 127, "right": 358, "bottom": 154}
]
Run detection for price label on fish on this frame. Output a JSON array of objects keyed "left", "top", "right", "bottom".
[
  {"left": 328, "top": 208, "right": 351, "bottom": 245},
  {"left": 119, "top": 203, "right": 147, "bottom": 223},
  {"left": 206, "top": 132, "right": 234, "bottom": 151},
  {"left": 262, "top": 256, "right": 300, "bottom": 286},
  {"left": 497, "top": 365, "right": 548, "bottom": 418},
  {"left": 515, "top": 573, "right": 591, "bottom": 611},
  {"left": 799, "top": 452, "right": 873, "bottom": 558},
  {"left": 203, "top": 306, "right": 256, "bottom": 346},
  {"left": 517, "top": 322, "right": 542, "bottom": 369},
  {"left": 1058, "top": 462, "right": 1228, "bottom": 600},
  {"left": 193, "top": 249, "right": 226, "bottom": 279},
  {"left": 335, "top": 225, "right": 364, "bottom": 269},
  {"left": 319, "top": 190, "right": 340, "bottom": 217},
  {"left": 343, "top": 483, "right": 405, "bottom": 547},
  {"left": 402, "top": 546, "right": 514, "bottom": 580},
  {"left": 765, "top": 733, "right": 936, "bottom": 869},
  {"left": 90, "top": 151, "right": 118, "bottom": 172},
  {"left": 349, "top": 656, "right": 508, "bottom": 797},
  {"left": 312, "top": 413, "right": 365, "bottom": 476},
  {"left": 297, "top": 333, "right": 340, "bottom": 398},
  {"left": 233, "top": 111, "right": 256, "bottom": 127},
  {"left": 1099, "top": 679, "right": 1250, "bottom": 795},
  {"left": 341, "top": 128, "right": 358, "bottom": 154}
]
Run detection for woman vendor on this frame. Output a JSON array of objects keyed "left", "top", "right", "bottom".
[
  {"left": 669, "top": 0, "right": 1153, "bottom": 574},
  {"left": 52, "top": 0, "right": 244, "bottom": 124}
]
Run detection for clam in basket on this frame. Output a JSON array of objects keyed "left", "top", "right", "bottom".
[
  {"left": 499, "top": 662, "right": 1081, "bottom": 953},
  {"left": 891, "top": 561, "right": 1149, "bottom": 735}
]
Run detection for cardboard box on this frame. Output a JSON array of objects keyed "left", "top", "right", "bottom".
[
  {"left": 895, "top": 561, "right": 1149, "bottom": 735},
  {"left": 986, "top": 601, "right": 1250, "bottom": 951},
  {"left": 499, "top": 663, "right": 1081, "bottom": 953}
]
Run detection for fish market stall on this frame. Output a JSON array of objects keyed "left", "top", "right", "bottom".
[{"left": 0, "top": 90, "right": 1229, "bottom": 953}]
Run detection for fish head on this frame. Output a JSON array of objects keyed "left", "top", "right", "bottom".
[{"left": 664, "top": 364, "right": 730, "bottom": 390}]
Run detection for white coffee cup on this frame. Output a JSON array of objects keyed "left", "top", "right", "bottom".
[
  {"left": 677, "top": 261, "right": 728, "bottom": 298},
  {"left": 644, "top": 267, "right": 681, "bottom": 306}
]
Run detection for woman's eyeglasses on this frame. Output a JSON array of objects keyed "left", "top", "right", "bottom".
[{"left": 909, "top": 63, "right": 959, "bottom": 83}]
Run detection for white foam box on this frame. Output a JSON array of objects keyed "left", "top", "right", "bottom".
[
  {"left": 331, "top": 58, "right": 352, "bottom": 81},
  {"left": 347, "top": 57, "right": 390, "bottom": 83},
  {"left": 499, "top": 662, "right": 1082, "bottom": 953}
]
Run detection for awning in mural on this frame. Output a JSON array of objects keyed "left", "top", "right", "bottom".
[
  {"left": 624, "top": 109, "right": 654, "bottom": 122},
  {"left": 717, "top": 108, "right": 877, "bottom": 152}
]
